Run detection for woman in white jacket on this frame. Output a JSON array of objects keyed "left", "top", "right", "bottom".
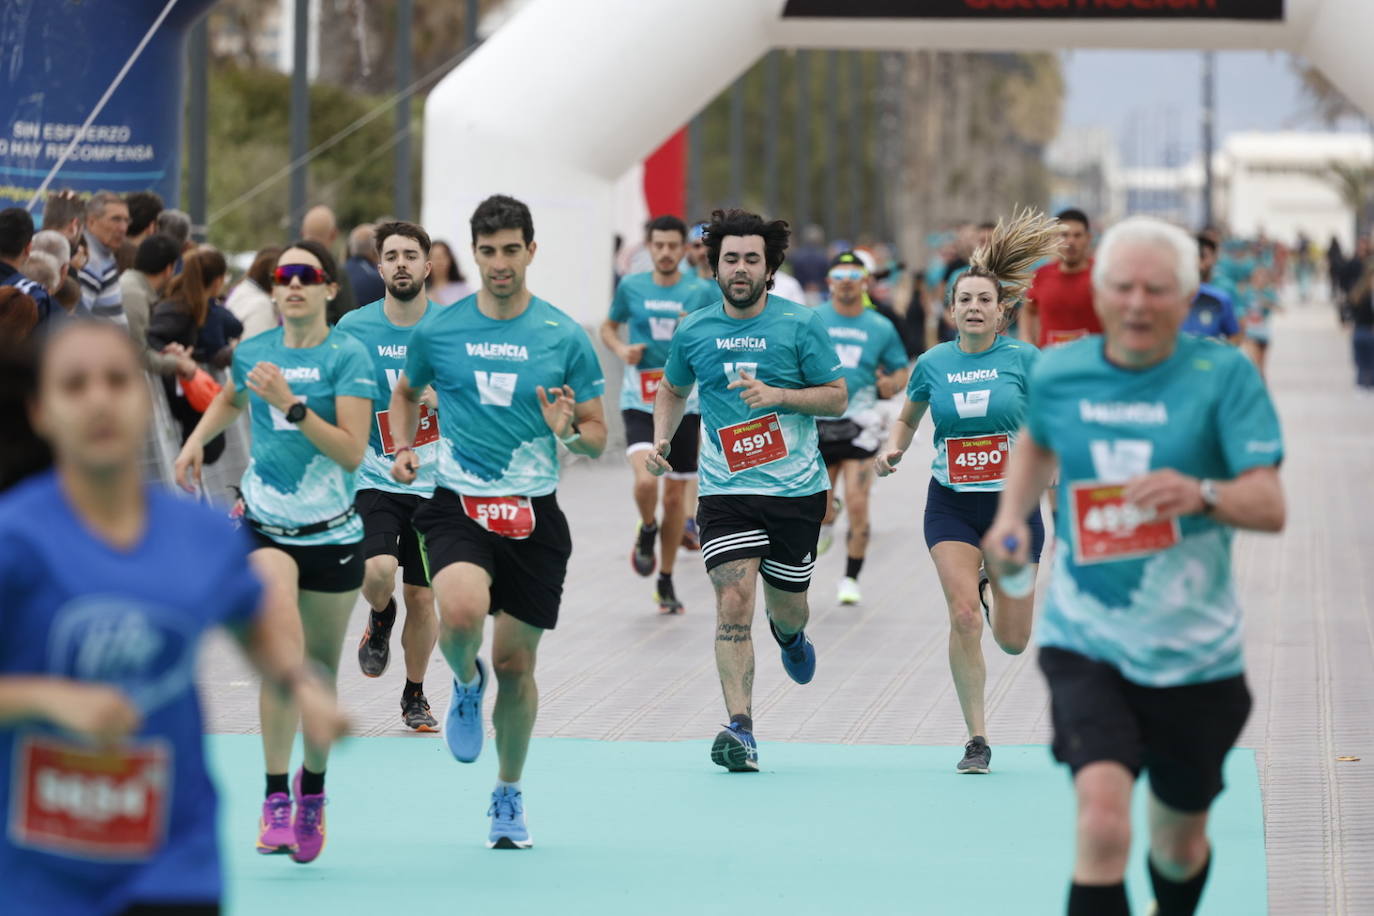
[{"left": 226, "top": 245, "right": 282, "bottom": 339}]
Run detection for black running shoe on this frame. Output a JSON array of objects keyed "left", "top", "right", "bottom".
[
  {"left": 655, "top": 577, "right": 684, "bottom": 615},
  {"left": 957, "top": 736, "right": 991, "bottom": 774},
  {"left": 631, "top": 522, "right": 657, "bottom": 577},
  {"left": 357, "top": 612, "right": 393, "bottom": 678},
  {"left": 401, "top": 692, "right": 438, "bottom": 732}
]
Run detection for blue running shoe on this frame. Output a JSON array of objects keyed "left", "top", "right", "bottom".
[
  {"left": 487, "top": 786, "right": 532, "bottom": 849},
  {"left": 445, "top": 657, "right": 487, "bottom": 763},
  {"left": 770, "top": 621, "right": 816, "bottom": 684},
  {"left": 710, "top": 722, "right": 759, "bottom": 772}
]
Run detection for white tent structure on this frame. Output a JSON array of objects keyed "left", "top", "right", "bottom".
[{"left": 422, "top": 0, "right": 1374, "bottom": 324}]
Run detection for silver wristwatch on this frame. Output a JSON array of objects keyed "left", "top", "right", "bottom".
[{"left": 1199, "top": 478, "right": 1220, "bottom": 513}]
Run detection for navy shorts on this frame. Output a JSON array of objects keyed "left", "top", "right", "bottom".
[{"left": 922, "top": 478, "right": 1044, "bottom": 562}]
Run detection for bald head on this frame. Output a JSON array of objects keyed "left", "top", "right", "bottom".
[
  {"left": 302, "top": 205, "right": 337, "bottom": 245},
  {"left": 348, "top": 223, "right": 377, "bottom": 260}
]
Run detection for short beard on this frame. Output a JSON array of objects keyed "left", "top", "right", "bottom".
[
  {"left": 720, "top": 276, "right": 766, "bottom": 310},
  {"left": 385, "top": 279, "right": 421, "bottom": 302}
]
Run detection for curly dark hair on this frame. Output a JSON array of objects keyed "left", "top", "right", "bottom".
[{"left": 704, "top": 208, "right": 789, "bottom": 291}]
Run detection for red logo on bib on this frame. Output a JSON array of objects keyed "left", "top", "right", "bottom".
[
  {"left": 639, "top": 368, "right": 665, "bottom": 403},
  {"left": 717, "top": 413, "right": 788, "bottom": 473},
  {"left": 946, "top": 433, "right": 1010, "bottom": 485},
  {"left": 460, "top": 495, "right": 536, "bottom": 540},
  {"left": 1070, "top": 482, "right": 1180, "bottom": 564},
  {"left": 11, "top": 735, "right": 171, "bottom": 861},
  {"left": 376, "top": 404, "right": 439, "bottom": 455}
]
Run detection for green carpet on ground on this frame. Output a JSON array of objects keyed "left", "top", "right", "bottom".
[{"left": 208, "top": 735, "right": 1265, "bottom": 915}]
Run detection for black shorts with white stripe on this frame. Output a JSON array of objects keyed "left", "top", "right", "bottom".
[{"left": 696, "top": 492, "right": 828, "bottom": 593}]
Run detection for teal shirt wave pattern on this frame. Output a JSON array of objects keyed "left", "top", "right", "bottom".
[
  {"left": 906, "top": 336, "right": 1040, "bottom": 493},
  {"left": 665, "top": 294, "right": 843, "bottom": 498},
  {"left": 335, "top": 299, "right": 441, "bottom": 496},
  {"left": 231, "top": 327, "right": 378, "bottom": 545},
  {"left": 815, "top": 301, "right": 908, "bottom": 420},
  {"left": 609, "top": 272, "right": 710, "bottom": 413},
  {"left": 1025, "top": 335, "right": 1284, "bottom": 687},
  {"left": 403, "top": 295, "right": 606, "bottom": 497}
]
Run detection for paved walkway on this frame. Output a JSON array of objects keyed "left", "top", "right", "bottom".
[{"left": 199, "top": 305, "right": 1372, "bottom": 914}]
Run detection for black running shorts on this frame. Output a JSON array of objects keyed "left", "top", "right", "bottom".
[
  {"left": 622, "top": 408, "right": 700, "bottom": 476},
  {"left": 816, "top": 419, "right": 877, "bottom": 466},
  {"left": 412, "top": 487, "right": 571, "bottom": 631},
  {"left": 246, "top": 531, "right": 364, "bottom": 594},
  {"left": 696, "top": 492, "right": 827, "bottom": 593},
  {"left": 1038, "top": 646, "right": 1253, "bottom": 813},
  {"left": 356, "top": 488, "right": 431, "bottom": 587}
]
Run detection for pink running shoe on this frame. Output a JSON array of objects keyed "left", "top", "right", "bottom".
[
  {"left": 256, "top": 792, "right": 295, "bottom": 854},
  {"left": 290, "top": 769, "right": 327, "bottom": 864}
]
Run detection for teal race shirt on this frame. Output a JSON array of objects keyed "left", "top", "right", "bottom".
[
  {"left": 403, "top": 295, "right": 606, "bottom": 497},
  {"left": 907, "top": 336, "right": 1040, "bottom": 493},
  {"left": 665, "top": 294, "right": 843, "bottom": 497},
  {"left": 1025, "top": 334, "right": 1284, "bottom": 687},
  {"left": 335, "top": 299, "right": 441, "bottom": 496},
  {"left": 609, "top": 272, "right": 709, "bottom": 413},
  {"left": 815, "top": 302, "right": 908, "bottom": 419},
  {"left": 231, "top": 327, "right": 378, "bottom": 546}
]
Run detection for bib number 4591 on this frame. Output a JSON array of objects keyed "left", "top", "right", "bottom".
[{"left": 717, "top": 412, "right": 789, "bottom": 474}]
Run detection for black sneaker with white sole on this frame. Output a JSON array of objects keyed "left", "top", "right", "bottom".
[{"left": 957, "top": 736, "right": 991, "bottom": 774}]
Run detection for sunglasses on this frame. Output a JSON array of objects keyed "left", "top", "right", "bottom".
[
  {"left": 828, "top": 267, "right": 867, "bottom": 282},
  {"left": 273, "top": 264, "right": 329, "bottom": 286}
]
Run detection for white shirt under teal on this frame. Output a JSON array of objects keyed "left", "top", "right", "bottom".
[
  {"left": 1026, "top": 334, "right": 1284, "bottom": 687},
  {"left": 403, "top": 295, "right": 606, "bottom": 497},
  {"left": 335, "top": 298, "right": 441, "bottom": 496},
  {"left": 231, "top": 327, "right": 378, "bottom": 545},
  {"left": 907, "top": 336, "right": 1040, "bottom": 493},
  {"left": 664, "top": 294, "right": 843, "bottom": 498},
  {"left": 609, "top": 272, "right": 709, "bottom": 414}
]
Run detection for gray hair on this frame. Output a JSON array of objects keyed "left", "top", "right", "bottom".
[
  {"left": 348, "top": 223, "right": 377, "bottom": 259},
  {"left": 1092, "top": 216, "right": 1199, "bottom": 298},
  {"left": 30, "top": 229, "right": 71, "bottom": 263},
  {"left": 22, "top": 250, "right": 62, "bottom": 293},
  {"left": 156, "top": 208, "right": 191, "bottom": 245},
  {"left": 85, "top": 190, "right": 124, "bottom": 221}
]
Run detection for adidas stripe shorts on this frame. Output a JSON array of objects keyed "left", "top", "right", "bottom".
[{"left": 696, "top": 492, "right": 828, "bottom": 593}]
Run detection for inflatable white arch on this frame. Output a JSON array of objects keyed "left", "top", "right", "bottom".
[{"left": 423, "top": 0, "right": 1374, "bottom": 324}]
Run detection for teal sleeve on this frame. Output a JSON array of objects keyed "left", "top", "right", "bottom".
[
  {"left": 566, "top": 328, "right": 607, "bottom": 403},
  {"left": 1024, "top": 359, "right": 1052, "bottom": 448},
  {"left": 1215, "top": 353, "right": 1283, "bottom": 475},
  {"left": 664, "top": 329, "right": 695, "bottom": 388},
  {"left": 799, "top": 312, "right": 845, "bottom": 385},
  {"left": 334, "top": 339, "right": 381, "bottom": 400},
  {"left": 878, "top": 323, "right": 907, "bottom": 373},
  {"left": 403, "top": 323, "right": 435, "bottom": 389},
  {"left": 231, "top": 344, "right": 249, "bottom": 393},
  {"left": 608, "top": 278, "right": 632, "bottom": 322},
  {"left": 906, "top": 354, "right": 931, "bottom": 402}
]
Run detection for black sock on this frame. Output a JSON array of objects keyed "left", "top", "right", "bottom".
[
  {"left": 729, "top": 713, "right": 753, "bottom": 733},
  {"left": 1068, "top": 882, "right": 1129, "bottom": 916},
  {"left": 299, "top": 767, "right": 325, "bottom": 796},
  {"left": 265, "top": 773, "right": 289, "bottom": 798},
  {"left": 845, "top": 556, "right": 864, "bottom": 579},
  {"left": 642, "top": 520, "right": 658, "bottom": 533},
  {"left": 657, "top": 571, "right": 673, "bottom": 590},
  {"left": 1149, "top": 852, "right": 1211, "bottom": 916},
  {"left": 403, "top": 679, "right": 424, "bottom": 699},
  {"left": 372, "top": 598, "right": 397, "bottom": 628}
]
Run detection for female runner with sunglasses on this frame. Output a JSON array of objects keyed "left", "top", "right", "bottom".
[
  {"left": 175, "top": 242, "right": 376, "bottom": 864},
  {"left": 874, "top": 210, "right": 1060, "bottom": 776}
]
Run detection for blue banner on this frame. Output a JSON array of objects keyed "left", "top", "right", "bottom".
[{"left": 0, "top": 0, "right": 217, "bottom": 217}]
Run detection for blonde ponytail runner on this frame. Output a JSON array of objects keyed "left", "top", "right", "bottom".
[{"left": 961, "top": 207, "right": 1063, "bottom": 335}]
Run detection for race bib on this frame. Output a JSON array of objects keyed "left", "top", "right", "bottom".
[
  {"left": 639, "top": 368, "right": 665, "bottom": 403},
  {"left": 717, "top": 413, "right": 788, "bottom": 474},
  {"left": 460, "top": 495, "right": 536, "bottom": 540},
  {"left": 1069, "top": 481, "right": 1180, "bottom": 565},
  {"left": 945, "top": 433, "right": 1010, "bottom": 485},
  {"left": 11, "top": 735, "right": 171, "bottom": 862},
  {"left": 1046, "top": 328, "right": 1089, "bottom": 347},
  {"left": 376, "top": 404, "right": 439, "bottom": 455}
]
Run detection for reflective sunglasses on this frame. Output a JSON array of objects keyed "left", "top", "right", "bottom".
[
  {"left": 273, "top": 263, "right": 329, "bottom": 286},
  {"left": 828, "top": 266, "right": 866, "bottom": 282}
]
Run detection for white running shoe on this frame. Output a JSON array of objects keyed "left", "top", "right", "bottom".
[{"left": 837, "top": 576, "right": 862, "bottom": 606}]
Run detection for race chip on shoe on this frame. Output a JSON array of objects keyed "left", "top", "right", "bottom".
[
  {"left": 1069, "top": 481, "right": 1180, "bottom": 565},
  {"left": 11, "top": 734, "right": 171, "bottom": 861},
  {"left": 945, "top": 433, "right": 1010, "bottom": 485},
  {"left": 717, "top": 413, "right": 789, "bottom": 474},
  {"left": 460, "top": 495, "right": 536, "bottom": 539},
  {"left": 376, "top": 403, "right": 439, "bottom": 456},
  {"left": 639, "top": 368, "right": 665, "bottom": 403}
]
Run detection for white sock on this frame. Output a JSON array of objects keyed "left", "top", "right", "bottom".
[{"left": 496, "top": 779, "right": 521, "bottom": 793}]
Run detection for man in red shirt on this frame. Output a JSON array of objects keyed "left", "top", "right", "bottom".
[{"left": 1023, "top": 208, "right": 1098, "bottom": 348}]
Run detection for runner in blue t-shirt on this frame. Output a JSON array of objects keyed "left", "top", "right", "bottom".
[
  {"left": 599, "top": 215, "right": 707, "bottom": 614},
  {"left": 875, "top": 210, "right": 1059, "bottom": 775},
  {"left": 1184, "top": 236, "right": 1242, "bottom": 343},
  {"left": 813, "top": 251, "right": 908, "bottom": 606},
  {"left": 388, "top": 195, "right": 607, "bottom": 849},
  {"left": 648, "top": 208, "right": 847, "bottom": 773},
  {"left": 175, "top": 241, "right": 374, "bottom": 865},
  {"left": 336, "top": 221, "right": 443, "bottom": 732},
  {"left": 0, "top": 321, "right": 343, "bottom": 916},
  {"left": 985, "top": 218, "right": 1285, "bottom": 916}
]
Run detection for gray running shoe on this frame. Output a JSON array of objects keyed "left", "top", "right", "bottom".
[{"left": 957, "top": 736, "right": 991, "bottom": 774}]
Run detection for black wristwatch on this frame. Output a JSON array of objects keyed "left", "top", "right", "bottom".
[{"left": 285, "top": 402, "right": 308, "bottom": 424}]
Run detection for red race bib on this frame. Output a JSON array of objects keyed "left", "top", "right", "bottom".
[
  {"left": 639, "top": 368, "right": 665, "bottom": 403},
  {"left": 376, "top": 404, "right": 439, "bottom": 456},
  {"left": 460, "top": 495, "right": 536, "bottom": 539},
  {"left": 945, "top": 433, "right": 1010, "bottom": 485},
  {"left": 1070, "top": 482, "right": 1180, "bottom": 565},
  {"left": 11, "top": 735, "right": 171, "bottom": 862},
  {"left": 717, "top": 413, "right": 788, "bottom": 474},
  {"left": 1046, "top": 328, "right": 1089, "bottom": 347}
]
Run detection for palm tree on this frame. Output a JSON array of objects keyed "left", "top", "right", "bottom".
[{"left": 1293, "top": 59, "right": 1374, "bottom": 234}]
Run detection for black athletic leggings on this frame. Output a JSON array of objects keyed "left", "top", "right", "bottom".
[{"left": 120, "top": 904, "right": 220, "bottom": 916}]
